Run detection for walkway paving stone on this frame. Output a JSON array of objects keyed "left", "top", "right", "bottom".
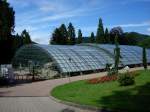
[{"left": 0, "top": 97, "right": 93, "bottom": 112}]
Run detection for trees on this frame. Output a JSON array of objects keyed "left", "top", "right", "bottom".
[
  {"left": 12, "top": 33, "right": 23, "bottom": 51},
  {"left": 110, "top": 26, "right": 124, "bottom": 44},
  {"left": 50, "top": 24, "right": 69, "bottom": 45},
  {"left": 110, "top": 26, "right": 123, "bottom": 36},
  {"left": 139, "top": 37, "right": 150, "bottom": 48},
  {"left": 21, "top": 30, "right": 32, "bottom": 45},
  {"left": 90, "top": 32, "right": 95, "bottom": 43},
  {"left": 68, "top": 22, "right": 76, "bottom": 45},
  {"left": 77, "top": 29, "right": 83, "bottom": 44},
  {"left": 104, "top": 28, "right": 110, "bottom": 43},
  {"left": 143, "top": 47, "right": 147, "bottom": 70},
  {"left": 96, "top": 18, "right": 105, "bottom": 43},
  {"left": 59, "top": 24, "right": 68, "bottom": 45},
  {"left": 50, "top": 28, "right": 61, "bottom": 45},
  {"left": 0, "top": 0, "right": 15, "bottom": 64},
  {"left": 0, "top": 0, "right": 15, "bottom": 40}
]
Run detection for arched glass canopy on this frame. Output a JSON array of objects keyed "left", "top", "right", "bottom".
[{"left": 12, "top": 44, "right": 150, "bottom": 73}]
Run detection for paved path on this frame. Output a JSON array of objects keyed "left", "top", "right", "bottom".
[
  {"left": 0, "top": 66, "right": 147, "bottom": 97},
  {"left": 0, "top": 97, "right": 93, "bottom": 112},
  {"left": 0, "top": 67, "right": 148, "bottom": 112},
  {"left": 0, "top": 72, "right": 107, "bottom": 97}
]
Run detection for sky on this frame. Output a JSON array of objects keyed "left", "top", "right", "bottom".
[{"left": 8, "top": 0, "right": 150, "bottom": 44}]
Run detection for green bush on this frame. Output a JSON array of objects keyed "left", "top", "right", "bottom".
[
  {"left": 107, "top": 68, "right": 118, "bottom": 76},
  {"left": 118, "top": 73, "right": 135, "bottom": 86}
]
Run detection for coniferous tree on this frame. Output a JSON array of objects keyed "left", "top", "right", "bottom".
[
  {"left": 68, "top": 22, "right": 76, "bottom": 45},
  {"left": 90, "top": 32, "right": 95, "bottom": 43},
  {"left": 0, "top": 0, "right": 15, "bottom": 64},
  {"left": 0, "top": 0, "right": 15, "bottom": 40},
  {"left": 12, "top": 33, "right": 22, "bottom": 52},
  {"left": 143, "top": 47, "right": 147, "bottom": 70},
  {"left": 114, "top": 34, "right": 120, "bottom": 73},
  {"left": 50, "top": 28, "right": 61, "bottom": 44},
  {"left": 59, "top": 24, "right": 68, "bottom": 45},
  {"left": 104, "top": 28, "right": 110, "bottom": 43},
  {"left": 77, "top": 29, "right": 82, "bottom": 44},
  {"left": 21, "top": 30, "right": 32, "bottom": 45},
  {"left": 96, "top": 18, "right": 105, "bottom": 43}
]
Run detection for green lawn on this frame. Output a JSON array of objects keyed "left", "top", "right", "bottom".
[{"left": 51, "top": 70, "right": 150, "bottom": 112}]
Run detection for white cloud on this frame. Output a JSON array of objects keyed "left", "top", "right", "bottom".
[
  {"left": 29, "top": 7, "right": 101, "bottom": 24},
  {"left": 37, "top": 1, "right": 71, "bottom": 13},
  {"left": 31, "top": 32, "right": 50, "bottom": 44}
]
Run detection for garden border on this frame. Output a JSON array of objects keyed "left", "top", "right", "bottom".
[{"left": 50, "top": 93, "right": 121, "bottom": 112}]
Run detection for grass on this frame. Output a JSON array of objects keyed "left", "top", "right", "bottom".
[{"left": 51, "top": 70, "right": 150, "bottom": 112}]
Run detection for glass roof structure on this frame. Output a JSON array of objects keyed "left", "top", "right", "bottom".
[{"left": 12, "top": 44, "right": 150, "bottom": 73}]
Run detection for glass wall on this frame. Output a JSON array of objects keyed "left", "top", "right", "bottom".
[{"left": 12, "top": 44, "right": 150, "bottom": 74}]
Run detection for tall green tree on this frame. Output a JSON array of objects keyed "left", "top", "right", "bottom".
[
  {"left": 12, "top": 33, "right": 21, "bottom": 52},
  {"left": 68, "top": 22, "right": 76, "bottom": 45},
  {"left": 114, "top": 34, "right": 120, "bottom": 73},
  {"left": 21, "top": 30, "right": 32, "bottom": 45},
  {"left": 96, "top": 18, "right": 105, "bottom": 43},
  {"left": 59, "top": 24, "right": 68, "bottom": 45},
  {"left": 77, "top": 29, "right": 82, "bottom": 44},
  {"left": 50, "top": 28, "right": 61, "bottom": 44},
  {"left": 0, "top": 0, "right": 15, "bottom": 64},
  {"left": 143, "top": 47, "right": 147, "bottom": 70},
  {"left": 90, "top": 32, "right": 95, "bottom": 43},
  {"left": 104, "top": 28, "right": 110, "bottom": 43},
  {"left": 0, "top": 0, "right": 15, "bottom": 40}
]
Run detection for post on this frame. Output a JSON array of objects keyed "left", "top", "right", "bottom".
[
  {"left": 68, "top": 58, "right": 72, "bottom": 83},
  {"left": 143, "top": 47, "right": 147, "bottom": 70},
  {"left": 68, "top": 72, "right": 71, "bottom": 83}
]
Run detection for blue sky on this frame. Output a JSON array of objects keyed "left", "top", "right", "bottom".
[{"left": 8, "top": 0, "right": 150, "bottom": 44}]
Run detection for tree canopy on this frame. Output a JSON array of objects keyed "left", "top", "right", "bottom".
[
  {"left": 96, "top": 18, "right": 105, "bottom": 43},
  {"left": 77, "top": 29, "right": 83, "bottom": 44},
  {"left": 139, "top": 37, "right": 150, "bottom": 48},
  {"left": 68, "top": 22, "right": 76, "bottom": 45},
  {"left": 0, "top": 0, "right": 15, "bottom": 40},
  {"left": 104, "top": 28, "right": 110, "bottom": 43},
  {"left": 0, "top": 0, "right": 15, "bottom": 64},
  {"left": 90, "top": 32, "right": 95, "bottom": 43},
  {"left": 50, "top": 23, "right": 77, "bottom": 45},
  {"left": 21, "top": 29, "right": 32, "bottom": 45},
  {"left": 0, "top": 0, "right": 33, "bottom": 64}
]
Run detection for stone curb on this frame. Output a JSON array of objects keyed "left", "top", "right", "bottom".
[
  {"left": 49, "top": 67, "right": 150, "bottom": 112},
  {"left": 49, "top": 95, "right": 114, "bottom": 112}
]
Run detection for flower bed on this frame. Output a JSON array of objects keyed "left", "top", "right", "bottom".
[
  {"left": 87, "top": 75, "right": 117, "bottom": 84},
  {"left": 87, "top": 71, "right": 139, "bottom": 84}
]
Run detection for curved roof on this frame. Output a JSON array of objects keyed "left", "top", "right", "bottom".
[
  {"left": 35, "top": 44, "right": 114, "bottom": 73},
  {"left": 13, "top": 44, "right": 150, "bottom": 73}
]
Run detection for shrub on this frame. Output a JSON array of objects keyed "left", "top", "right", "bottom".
[
  {"left": 118, "top": 73, "right": 135, "bottom": 86},
  {"left": 0, "top": 77, "right": 9, "bottom": 86},
  {"left": 107, "top": 68, "right": 118, "bottom": 76},
  {"left": 87, "top": 71, "right": 138, "bottom": 85}
]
